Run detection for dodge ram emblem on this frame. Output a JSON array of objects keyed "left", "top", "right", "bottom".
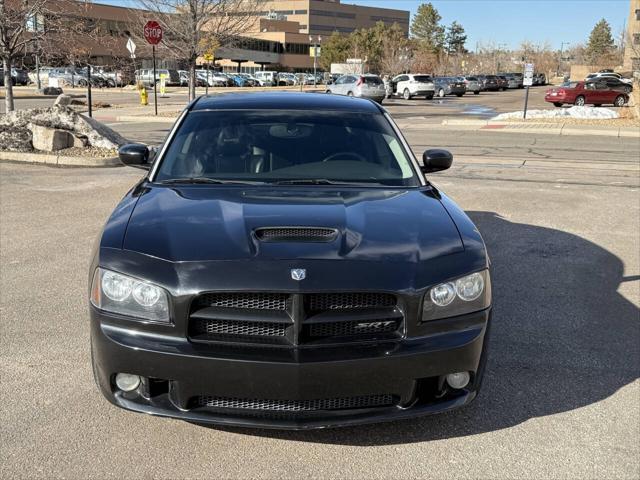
[{"left": 291, "top": 269, "right": 306, "bottom": 281}]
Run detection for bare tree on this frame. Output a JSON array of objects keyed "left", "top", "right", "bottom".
[
  {"left": 132, "top": 0, "right": 259, "bottom": 100},
  {"left": 377, "top": 24, "right": 411, "bottom": 77},
  {"left": 0, "top": 0, "right": 48, "bottom": 112}
]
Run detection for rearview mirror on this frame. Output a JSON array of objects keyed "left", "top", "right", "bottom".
[
  {"left": 421, "top": 149, "right": 453, "bottom": 173},
  {"left": 119, "top": 143, "right": 150, "bottom": 169}
]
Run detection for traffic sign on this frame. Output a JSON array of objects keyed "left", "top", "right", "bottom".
[
  {"left": 126, "top": 38, "right": 136, "bottom": 54},
  {"left": 203, "top": 53, "right": 214, "bottom": 62},
  {"left": 143, "top": 21, "right": 163, "bottom": 45},
  {"left": 523, "top": 63, "right": 534, "bottom": 87}
]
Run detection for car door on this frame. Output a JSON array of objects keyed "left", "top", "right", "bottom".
[
  {"left": 332, "top": 76, "right": 346, "bottom": 94},
  {"left": 597, "top": 81, "right": 619, "bottom": 104},
  {"left": 346, "top": 76, "right": 358, "bottom": 95},
  {"left": 396, "top": 75, "right": 408, "bottom": 95},
  {"left": 592, "top": 81, "right": 612, "bottom": 103}
]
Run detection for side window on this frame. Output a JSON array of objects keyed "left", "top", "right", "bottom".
[{"left": 399, "top": 75, "right": 409, "bottom": 82}]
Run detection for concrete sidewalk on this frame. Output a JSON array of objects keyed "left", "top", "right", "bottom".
[{"left": 438, "top": 118, "right": 640, "bottom": 138}]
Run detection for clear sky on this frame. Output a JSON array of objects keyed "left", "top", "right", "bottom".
[{"left": 97, "top": 0, "right": 630, "bottom": 50}]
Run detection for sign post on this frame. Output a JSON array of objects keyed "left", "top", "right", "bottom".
[
  {"left": 143, "top": 20, "right": 163, "bottom": 115},
  {"left": 523, "top": 62, "right": 534, "bottom": 119},
  {"left": 126, "top": 37, "right": 137, "bottom": 92},
  {"left": 204, "top": 53, "right": 214, "bottom": 96}
]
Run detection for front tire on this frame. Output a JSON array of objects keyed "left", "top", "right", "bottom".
[
  {"left": 403, "top": 88, "right": 411, "bottom": 100},
  {"left": 456, "top": 93, "right": 464, "bottom": 97},
  {"left": 614, "top": 95, "right": 626, "bottom": 107},
  {"left": 574, "top": 95, "right": 585, "bottom": 106},
  {"left": 425, "top": 94, "right": 434, "bottom": 100},
  {"left": 553, "top": 102, "right": 562, "bottom": 107}
]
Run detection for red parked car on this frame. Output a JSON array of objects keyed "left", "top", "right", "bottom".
[{"left": 545, "top": 81, "right": 628, "bottom": 107}]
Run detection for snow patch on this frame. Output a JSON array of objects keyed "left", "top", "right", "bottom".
[{"left": 493, "top": 106, "right": 619, "bottom": 120}]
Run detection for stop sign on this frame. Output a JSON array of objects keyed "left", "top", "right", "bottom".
[{"left": 143, "top": 21, "right": 163, "bottom": 45}]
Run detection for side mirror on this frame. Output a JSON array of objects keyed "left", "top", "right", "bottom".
[
  {"left": 119, "top": 143, "right": 150, "bottom": 169},
  {"left": 421, "top": 149, "right": 453, "bottom": 173}
]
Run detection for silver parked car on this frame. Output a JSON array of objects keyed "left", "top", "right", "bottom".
[
  {"left": 326, "top": 74, "right": 385, "bottom": 103},
  {"left": 460, "top": 76, "right": 481, "bottom": 95}
]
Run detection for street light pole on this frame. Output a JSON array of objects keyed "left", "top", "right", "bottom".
[
  {"left": 557, "top": 41, "right": 569, "bottom": 77},
  {"left": 309, "top": 35, "right": 321, "bottom": 86}
]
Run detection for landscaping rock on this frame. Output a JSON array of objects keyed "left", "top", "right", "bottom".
[
  {"left": 0, "top": 125, "right": 32, "bottom": 152},
  {"left": 53, "top": 94, "right": 73, "bottom": 107},
  {"left": 0, "top": 106, "right": 127, "bottom": 152},
  {"left": 72, "top": 134, "right": 88, "bottom": 148},
  {"left": 42, "top": 87, "right": 63, "bottom": 96},
  {"left": 31, "top": 125, "right": 73, "bottom": 152}
]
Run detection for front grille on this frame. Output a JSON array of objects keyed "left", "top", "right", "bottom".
[
  {"left": 189, "top": 292, "right": 401, "bottom": 346},
  {"left": 194, "top": 394, "right": 395, "bottom": 412},
  {"left": 196, "top": 292, "right": 288, "bottom": 310},
  {"left": 307, "top": 293, "right": 396, "bottom": 312},
  {"left": 255, "top": 227, "right": 337, "bottom": 242},
  {"left": 306, "top": 319, "right": 399, "bottom": 338},
  {"left": 190, "top": 318, "right": 287, "bottom": 338}
]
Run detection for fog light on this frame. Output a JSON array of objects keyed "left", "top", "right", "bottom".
[
  {"left": 445, "top": 371, "right": 470, "bottom": 389},
  {"left": 115, "top": 373, "right": 141, "bottom": 392}
]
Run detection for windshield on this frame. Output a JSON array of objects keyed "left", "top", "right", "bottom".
[{"left": 154, "top": 110, "right": 419, "bottom": 186}]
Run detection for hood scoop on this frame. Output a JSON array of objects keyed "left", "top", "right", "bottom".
[{"left": 254, "top": 227, "right": 338, "bottom": 243}]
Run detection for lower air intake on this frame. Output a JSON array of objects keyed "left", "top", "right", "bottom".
[{"left": 194, "top": 394, "right": 395, "bottom": 412}]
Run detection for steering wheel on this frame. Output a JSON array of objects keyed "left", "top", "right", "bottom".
[{"left": 322, "top": 151, "right": 368, "bottom": 162}]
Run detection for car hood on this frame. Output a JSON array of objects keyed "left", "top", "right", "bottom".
[{"left": 121, "top": 185, "right": 464, "bottom": 263}]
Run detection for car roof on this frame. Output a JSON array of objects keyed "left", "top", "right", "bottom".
[{"left": 192, "top": 92, "right": 382, "bottom": 113}]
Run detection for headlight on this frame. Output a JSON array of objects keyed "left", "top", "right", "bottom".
[
  {"left": 422, "top": 270, "right": 491, "bottom": 321},
  {"left": 90, "top": 268, "right": 170, "bottom": 322}
]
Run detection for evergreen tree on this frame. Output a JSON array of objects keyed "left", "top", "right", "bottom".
[
  {"left": 319, "top": 31, "right": 352, "bottom": 71},
  {"left": 410, "top": 3, "right": 445, "bottom": 52},
  {"left": 445, "top": 21, "right": 467, "bottom": 54},
  {"left": 586, "top": 18, "right": 615, "bottom": 62}
]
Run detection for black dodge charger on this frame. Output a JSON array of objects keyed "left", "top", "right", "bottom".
[{"left": 89, "top": 92, "right": 492, "bottom": 429}]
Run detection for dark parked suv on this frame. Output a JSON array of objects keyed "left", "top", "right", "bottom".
[{"left": 90, "top": 92, "right": 492, "bottom": 429}]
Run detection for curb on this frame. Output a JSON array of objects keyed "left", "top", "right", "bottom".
[
  {"left": 0, "top": 150, "right": 120, "bottom": 167},
  {"left": 440, "top": 119, "right": 639, "bottom": 138}
]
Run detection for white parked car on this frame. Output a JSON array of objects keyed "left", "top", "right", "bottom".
[
  {"left": 585, "top": 72, "right": 633, "bottom": 85},
  {"left": 254, "top": 71, "right": 278, "bottom": 86},
  {"left": 389, "top": 74, "right": 435, "bottom": 100}
]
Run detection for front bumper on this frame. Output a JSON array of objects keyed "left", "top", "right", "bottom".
[{"left": 91, "top": 308, "right": 491, "bottom": 429}]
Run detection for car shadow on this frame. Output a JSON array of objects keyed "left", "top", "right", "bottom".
[{"left": 198, "top": 211, "right": 639, "bottom": 445}]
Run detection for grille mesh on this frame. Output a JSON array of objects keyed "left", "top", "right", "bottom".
[
  {"left": 195, "top": 394, "right": 395, "bottom": 412},
  {"left": 307, "top": 319, "right": 399, "bottom": 338},
  {"left": 191, "top": 318, "right": 287, "bottom": 337},
  {"left": 197, "top": 293, "right": 288, "bottom": 310},
  {"left": 255, "top": 227, "right": 337, "bottom": 242},
  {"left": 308, "top": 293, "right": 396, "bottom": 311}
]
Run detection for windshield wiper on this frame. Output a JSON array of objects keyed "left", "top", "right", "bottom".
[
  {"left": 272, "top": 179, "right": 354, "bottom": 185},
  {"left": 159, "top": 177, "right": 264, "bottom": 185}
]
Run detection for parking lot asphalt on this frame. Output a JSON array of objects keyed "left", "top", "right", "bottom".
[
  {"left": 4, "top": 83, "right": 552, "bottom": 117},
  {"left": 1, "top": 91, "right": 639, "bottom": 479}
]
